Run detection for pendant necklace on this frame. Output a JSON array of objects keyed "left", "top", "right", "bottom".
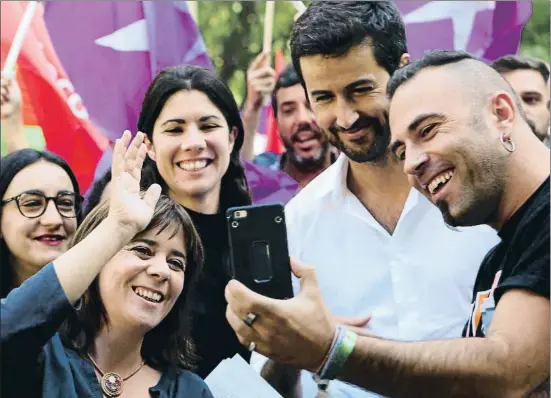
[{"left": 87, "top": 353, "right": 146, "bottom": 397}]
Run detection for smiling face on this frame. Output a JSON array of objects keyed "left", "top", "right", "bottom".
[
  {"left": 98, "top": 226, "right": 187, "bottom": 332},
  {"left": 300, "top": 43, "right": 400, "bottom": 163},
  {"left": 501, "top": 69, "right": 550, "bottom": 141},
  {"left": 275, "top": 83, "right": 328, "bottom": 170},
  {"left": 389, "top": 66, "right": 513, "bottom": 227},
  {"left": 1, "top": 160, "right": 78, "bottom": 277},
  {"left": 148, "top": 89, "right": 235, "bottom": 210}
]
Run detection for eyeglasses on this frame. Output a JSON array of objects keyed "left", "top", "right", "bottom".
[{"left": 0, "top": 190, "right": 83, "bottom": 219}]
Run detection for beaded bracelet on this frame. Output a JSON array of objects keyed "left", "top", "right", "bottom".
[{"left": 314, "top": 325, "right": 358, "bottom": 382}]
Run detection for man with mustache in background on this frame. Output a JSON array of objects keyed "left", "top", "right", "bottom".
[
  {"left": 248, "top": 2, "right": 499, "bottom": 397},
  {"left": 253, "top": 64, "right": 336, "bottom": 189}
]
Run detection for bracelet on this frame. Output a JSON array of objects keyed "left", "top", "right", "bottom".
[
  {"left": 314, "top": 325, "right": 358, "bottom": 382},
  {"left": 315, "top": 325, "right": 340, "bottom": 374}
]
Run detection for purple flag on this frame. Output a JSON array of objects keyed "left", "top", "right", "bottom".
[
  {"left": 255, "top": 1, "right": 531, "bottom": 141},
  {"left": 244, "top": 161, "right": 298, "bottom": 205},
  {"left": 396, "top": 1, "right": 532, "bottom": 62},
  {"left": 44, "top": 1, "right": 297, "bottom": 204},
  {"left": 44, "top": 1, "right": 212, "bottom": 143}
]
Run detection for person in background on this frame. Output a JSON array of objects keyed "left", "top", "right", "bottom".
[
  {"left": 248, "top": 2, "right": 500, "bottom": 397},
  {"left": 0, "top": 148, "right": 83, "bottom": 298},
  {"left": 225, "top": 50, "right": 550, "bottom": 398},
  {"left": 492, "top": 55, "right": 550, "bottom": 145},
  {"left": 84, "top": 170, "right": 112, "bottom": 217},
  {"left": 240, "top": 51, "right": 277, "bottom": 161},
  {"left": 138, "top": 65, "right": 253, "bottom": 379},
  {"left": 0, "top": 74, "right": 28, "bottom": 154},
  {"left": 253, "top": 64, "right": 336, "bottom": 189},
  {"left": 1, "top": 131, "right": 213, "bottom": 397}
]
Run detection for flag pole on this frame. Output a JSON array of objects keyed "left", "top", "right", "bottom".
[
  {"left": 291, "top": 1, "right": 306, "bottom": 13},
  {"left": 187, "top": 1, "right": 198, "bottom": 23},
  {"left": 262, "top": 0, "right": 276, "bottom": 105},
  {"left": 2, "top": 1, "right": 40, "bottom": 79},
  {"left": 263, "top": 1, "right": 275, "bottom": 63}
]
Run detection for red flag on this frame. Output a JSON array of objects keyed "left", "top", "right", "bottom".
[
  {"left": 1, "top": 2, "right": 108, "bottom": 192},
  {"left": 264, "top": 49, "right": 286, "bottom": 154}
]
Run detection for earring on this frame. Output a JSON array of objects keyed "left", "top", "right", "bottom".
[{"left": 500, "top": 133, "right": 515, "bottom": 153}]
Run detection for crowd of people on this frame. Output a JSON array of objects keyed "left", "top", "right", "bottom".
[{"left": 1, "top": 1, "right": 549, "bottom": 397}]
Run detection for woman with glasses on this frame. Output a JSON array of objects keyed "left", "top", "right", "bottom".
[
  {"left": 1, "top": 132, "right": 213, "bottom": 397},
  {"left": 0, "top": 149, "right": 83, "bottom": 298},
  {"left": 138, "top": 65, "right": 253, "bottom": 378}
]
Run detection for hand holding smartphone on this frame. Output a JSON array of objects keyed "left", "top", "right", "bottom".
[{"left": 226, "top": 204, "right": 294, "bottom": 300}]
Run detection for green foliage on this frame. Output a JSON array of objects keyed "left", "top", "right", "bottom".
[
  {"left": 520, "top": 0, "right": 550, "bottom": 63},
  {"left": 197, "top": 1, "right": 296, "bottom": 106},
  {"left": 197, "top": 1, "right": 549, "bottom": 103}
]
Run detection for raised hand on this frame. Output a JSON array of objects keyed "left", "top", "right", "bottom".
[
  {"left": 1, "top": 74, "right": 22, "bottom": 121},
  {"left": 107, "top": 130, "right": 161, "bottom": 236},
  {"left": 225, "top": 258, "right": 336, "bottom": 371},
  {"left": 245, "top": 52, "right": 276, "bottom": 111}
]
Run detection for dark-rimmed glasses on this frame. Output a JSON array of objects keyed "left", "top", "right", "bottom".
[{"left": 0, "top": 190, "right": 83, "bottom": 219}]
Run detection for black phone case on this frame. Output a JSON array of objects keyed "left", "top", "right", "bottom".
[{"left": 226, "top": 203, "right": 294, "bottom": 300}]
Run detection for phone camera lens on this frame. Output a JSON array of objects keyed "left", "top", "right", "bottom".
[
  {"left": 231, "top": 221, "right": 239, "bottom": 228},
  {"left": 275, "top": 216, "right": 282, "bottom": 223}
]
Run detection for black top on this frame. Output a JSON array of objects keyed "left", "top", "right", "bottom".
[
  {"left": 186, "top": 208, "right": 251, "bottom": 379},
  {"left": 463, "top": 177, "right": 549, "bottom": 393},
  {"left": 463, "top": 177, "right": 550, "bottom": 338}
]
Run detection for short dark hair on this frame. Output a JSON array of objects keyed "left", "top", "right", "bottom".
[
  {"left": 492, "top": 55, "right": 550, "bottom": 84},
  {"left": 59, "top": 194, "right": 204, "bottom": 371},
  {"left": 387, "top": 50, "right": 475, "bottom": 99},
  {"left": 138, "top": 65, "right": 252, "bottom": 212},
  {"left": 271, "top": 64, "right": 301, "bottom": 116},
  {"left": 387, "top": 50, "right": 528, "bottom": 122},
  {"left": 290, "top": 1, "right": 408, "bottom": 86},
  {"left": 0, "top": 149, "right": 82, "bottom": 298}
]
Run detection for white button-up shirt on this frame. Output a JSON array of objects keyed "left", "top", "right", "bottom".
[{"left": 252, "top": 154, "right": 500, "bottom": 397}]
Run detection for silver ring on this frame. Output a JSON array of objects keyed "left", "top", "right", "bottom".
[
  {"left": 244, "top": 312, "right": 258, "bottom": 327},
  {"left": 500, "top": 133, "right": 516, "bottom": 153},
  {"left": 248, "top": 341, "right": 256, "bottom": 352}
]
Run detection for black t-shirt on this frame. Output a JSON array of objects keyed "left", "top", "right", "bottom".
[
  {"left": 186, "top": 208, "right": 251, "bottom": 379},
  {"left": 463, "top": 177, "right": 549, "bottom": 337},
  {"left": 463, "top": 177, "right": 549, "bottom": 393}
]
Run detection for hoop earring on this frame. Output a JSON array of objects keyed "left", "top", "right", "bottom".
[{"left": 500, "top": 133, "right": 515, "bottom": 153}]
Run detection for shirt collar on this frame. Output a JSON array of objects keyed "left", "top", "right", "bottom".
[{"left": 326, "top": 154, "right": 425, "bottom": 216}]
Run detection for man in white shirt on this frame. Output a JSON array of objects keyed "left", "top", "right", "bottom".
[{"left": 250, "top": 2, "right": 499, "bottom": 397}]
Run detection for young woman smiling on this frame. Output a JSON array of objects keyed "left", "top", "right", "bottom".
[
  {"left": 138, "top": 65, "right": 253, "bottom": 378},
  {"left": 0, "top": 149, "right": 83, "bottom": 298}
]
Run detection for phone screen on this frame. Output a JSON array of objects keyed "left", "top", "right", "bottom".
[{"left": 249, "top": 240, "right": 273, "bottom": 283}]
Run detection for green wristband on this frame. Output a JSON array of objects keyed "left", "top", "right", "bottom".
[{"left": 318, "top": 326, "right": 358, "bottom": 381}]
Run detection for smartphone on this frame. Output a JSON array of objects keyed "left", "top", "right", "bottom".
[{"left": 226, "top": 203, "right": 294, "bottom": 300}]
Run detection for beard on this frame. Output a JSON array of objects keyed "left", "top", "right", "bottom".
[
  {"left": 326, "top": 114, "right": 390, "bottom": 164},
  {"left": 436, "top": 131, "right": 507, "bottom": 228},
  {"left": 286, "top": 140, "right": 329, "bottom": 172},
  {"left": 525, "top": 116, "right": 550, "bottom": 142},
  {"left": 283, "top": 125, "right": 330, "bottom": 172}
]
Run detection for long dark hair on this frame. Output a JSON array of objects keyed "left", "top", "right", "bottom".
[
  {"left": 59, "top": 195, "right": 204, "bottom": 370},
  {"left": 0, "top": 149, "right": 82, "bottom": 298},
  {"left": 138, "top": 65, "right": 252, "bottom": 211}
]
